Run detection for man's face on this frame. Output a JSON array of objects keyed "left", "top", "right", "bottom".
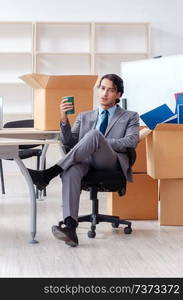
[{"left": 98, "top": 78, "right": 121, "bottom": 109}]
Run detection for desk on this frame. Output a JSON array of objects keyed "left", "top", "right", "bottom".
[
  {"left": 0, "top": 129, "right": 61, "bottom": 243},
  {"left": 0, "top": 128, "right": 61, "bottom": 171}
]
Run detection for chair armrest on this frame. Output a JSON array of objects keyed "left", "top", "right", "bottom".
[
  {"left": 61, "top": 144, "right": 71, "bottom": 154},
  {"left": 126, "top": 147, "right": 136, "bottom": 166}
]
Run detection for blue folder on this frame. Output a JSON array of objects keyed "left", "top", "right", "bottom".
[
  {"left": 140, "top": 104, "right": 175, "bottom": 129},
  {"left": 175, "top": 94, "right": 183, "bottom": 113},
  {"left": 177, "top": 104, "right": 183, "bottom": 124}
]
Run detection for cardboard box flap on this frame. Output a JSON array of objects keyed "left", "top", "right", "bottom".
[
  {"left": 45, "top": 75, "right": 98, "bottom": 89},
  {"left": 155, "top": 123, "right": 183, "bottom": 131},
  {"left": 19, "top": 73, "right": 50, "bottom": 88},
  {"left": 20, "top": 74, "right": 98, "bottom": 89}
]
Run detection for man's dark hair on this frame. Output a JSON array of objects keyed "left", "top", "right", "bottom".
[{"left": 98, "top": 73, "right": 124, "bottom": 104}]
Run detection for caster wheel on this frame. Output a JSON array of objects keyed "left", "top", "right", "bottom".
[
  {"left": 124, "top": 226, "right": 132, "bottom": 234},
  {"left": 88, "top": 230, "right": 96, "bottom": 238},
  {"left": 112, "top": 222, "right": 119, "bottom": 228}
]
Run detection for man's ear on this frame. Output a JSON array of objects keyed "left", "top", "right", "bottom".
[{"left": 117, "top": 92, "right": 122, "bottom": 98}]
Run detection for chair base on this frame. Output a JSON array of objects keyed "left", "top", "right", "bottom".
[{"left": 78, "top": 213, "right": 132, "bottom": 238}]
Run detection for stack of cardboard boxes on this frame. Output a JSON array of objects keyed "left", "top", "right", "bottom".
[
  {"left": 146, "top": 123, "right": 183, "bottom": 225},
  {"left": 108, "top": 127, "right": 158, "bottom": 220}
]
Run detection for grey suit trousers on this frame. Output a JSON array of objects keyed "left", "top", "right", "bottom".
[{"left": 57, "top": 129, "right": 119, "bottom": 221}]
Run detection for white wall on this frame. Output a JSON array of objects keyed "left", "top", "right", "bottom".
[
  {"left": 1, "top": 0, "right": 183, "bottom": 116},
  {"left": 0, "top": 0, "right": 183, "bottom": 57}
]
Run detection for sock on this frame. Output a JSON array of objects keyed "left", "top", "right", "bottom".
[
  {"left": 64, "top": 216, "right": 77, "bottom": 228},
  {"left": 45, "top": 164, "right": 63, "bottom": 182},
  {"left": 27, "top": 165, "right": 63, "bottom": 190},
  {"left": 27, "top": 164, "right": 63, "bottom": 191}
]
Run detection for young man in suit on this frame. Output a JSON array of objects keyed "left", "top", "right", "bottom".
[{"left": 28, "top": 74, "right": 139, "bottom": 247}]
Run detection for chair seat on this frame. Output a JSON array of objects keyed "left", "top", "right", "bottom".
[
  {"left": 19, "top": 148, "right": 42, "bottom": 159},
  {"left": 81, "top": 170, "right": 126, "bottom": 195},
  {"left": 6, "top": 148, "right": 42, "bottom": 160}
]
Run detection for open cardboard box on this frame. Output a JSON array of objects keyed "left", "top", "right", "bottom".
[
  {"left": 146, "top": 123, "right": 183, "bottom": 179},
  {"left": 20, "top": 73, "right": 98, "bottom": 130}
]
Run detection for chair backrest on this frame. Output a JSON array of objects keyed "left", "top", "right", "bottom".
[
  {"left": 3, "top": 119, "right": 40, "bottom": 149},
  {"left": 3, "top": 119, "right": 34, "bottom": 128},
  {"left": 0, "top": 96, "right": 3, "bottom": 129}
]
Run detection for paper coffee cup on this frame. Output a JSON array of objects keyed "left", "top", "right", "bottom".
[{"left": 62, "top": 96, "right": 75, "bottom": 114}]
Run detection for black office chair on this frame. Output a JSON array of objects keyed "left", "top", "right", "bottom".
[
  {"left": 61, "top": 146, "right": 136, "bottom": 238},
  {"left": 0, "top": 119, "right": 46, "bottom": 198}
]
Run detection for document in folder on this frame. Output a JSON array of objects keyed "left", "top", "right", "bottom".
[{"left": 140, "top": 104, "right": 174, "bottom": 129}]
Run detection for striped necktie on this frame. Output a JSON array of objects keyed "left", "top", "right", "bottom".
[{"left": 99, "top": 110, "right": 109, "bottom": 135}]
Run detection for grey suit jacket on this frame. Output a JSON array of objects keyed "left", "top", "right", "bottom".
[{"left": 60, "top": 105, "right": 139, "bottom": 182}]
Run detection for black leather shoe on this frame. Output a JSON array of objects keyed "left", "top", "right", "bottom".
[
  {"left": 27, "top": 168, "right": 49, "bottom": 191},
  {"left": 52, "top": 224, "right": 78, "bottom": 247}
]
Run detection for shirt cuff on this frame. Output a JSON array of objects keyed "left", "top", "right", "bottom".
[{"left": 60, "top": 121, "right": 67, "bottom": 126}]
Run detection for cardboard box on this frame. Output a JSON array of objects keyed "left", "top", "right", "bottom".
[
  {"left": 20, "top": 73, "right": 98, "bottom": 130},
  {"left": 107, "top": 173, "right": 158, "bottom": 220},
  {"left": 132, "top": 126, "right": 151, "bottom": 172},
  {"left": 146, "top": 124, "right": 183, "bottom": 179},
  {"left": 133, "top": 138, "right": 147, "bottom": 172},
  {"left": 160, "top": 178, "right": 183, "bottom": 225}
]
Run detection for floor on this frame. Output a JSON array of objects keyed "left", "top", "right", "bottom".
[{"left": 1, "top": 171, "right": 183, "bottom": 278}]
